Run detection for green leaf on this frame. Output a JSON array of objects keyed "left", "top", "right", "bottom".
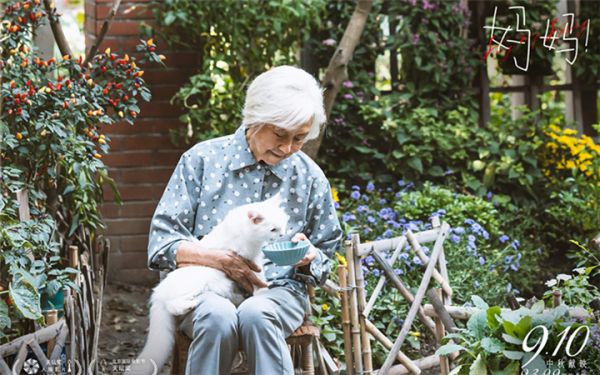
[
  {"left": 492, "top": 362, "right": 520, "bottom": 375},
  {"left": 435, "top": 343, "right": 465, "bottom": 356},
  {"left": 530, "top": 300, "right": 545, "bottom": 314},
  {"left": 502, "top": 350, "right": 524, "bottom": 360},
  {"left": 449, "top": 365, "right": 463, "bottom": 375},
  {"left": 481, "top": 337, "right": 505, "bottom": 354},
  {"left": 522, "top": 352, "right": 547, "bottom": 372},
  {"left": 487, "top": 306, "right": 502, "bottom": 329},
  {"left": 407, "top": 157, "right": 423, "bottom": 174},
  {"left": 514, "top": 315, "right": 532, "bottom": 339},
  {"left": 471, "top": 295, "right": 489, "bottom": 310},
  {"left": 467, "top": 311, "right": 488, "bottom": 339},
  {"left": 0, "top": 299, "right": 11, "bottom": 330},
  {"left": 501, "top": 333, "right": 523, "bottom": 345},
  {"left": 9, "top": 278, "right": 42, "bottom": 320},
  {"left": 469, "top": 353, "right": 487, "bottom": 375}
]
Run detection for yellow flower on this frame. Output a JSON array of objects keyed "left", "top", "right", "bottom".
[
  {"left": 330, "top": 186, "right": 339, "bottom": 203},
  {"left": 322, "top": 303, "right": 329, "bottom": 312},
  {"left": 408, "top": 331, "right": 421, "bottom": 337},
  {"left": 335, "top": 252, "right": 347, "bottom": 267}
]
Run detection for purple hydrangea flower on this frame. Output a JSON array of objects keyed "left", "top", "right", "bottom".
[
  {"left": 499, "top": 235, "right": 510, "bottom": 243},
  {"left": 343, "top": 93, "right": 353, "bottom": 100},
  {"left": 478, "top": 256, "right": 486, "bottom": 265},
  {"left": 343, "top": 80, "right": 354, "bottom": 88},
  {"left": 351, "top": 191, "right": 360, "bottom": 199},
  {"left": 366, "top": 182, "right": 375, "bottom": 192},
  {"left": 450, "top": 234, "right": 460, "bottom": 244}
]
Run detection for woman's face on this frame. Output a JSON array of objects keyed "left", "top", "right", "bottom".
[{"left": 246, "top": 123, "right": 311, "bottom": 165}]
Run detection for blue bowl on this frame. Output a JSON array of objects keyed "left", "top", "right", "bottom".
[{"left": 262, "top": 241, "right": 310, "bottom": 266}]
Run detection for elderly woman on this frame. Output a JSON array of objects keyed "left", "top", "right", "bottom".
[{"left": 147, "top": 65, "right": 343, "bottom": 375}]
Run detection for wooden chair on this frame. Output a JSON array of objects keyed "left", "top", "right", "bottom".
[{"left": 170, "top": 285, "right": 329, "bottom": 375}]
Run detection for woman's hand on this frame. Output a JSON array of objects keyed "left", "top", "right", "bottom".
[
  {"left": 218, "top": 250, "right": 268, "bottom": 294},
  {"left": 291, "top": 233, "right": 317, "bottom": 267},
  {"left": 175, "top": 241, "right": 267, "bottom": 294}
]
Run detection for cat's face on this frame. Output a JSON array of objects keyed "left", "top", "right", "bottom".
[{"left": 246, "top": 193, "right": 289, "bottom": 242}]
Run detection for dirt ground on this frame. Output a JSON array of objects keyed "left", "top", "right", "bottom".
[{"left": 97, "top": 282, "right": 172, "bottom": 375}]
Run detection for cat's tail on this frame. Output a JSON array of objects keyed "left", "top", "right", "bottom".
[{"left": 128, "top": 298, "right": 175, "bottom": 375}]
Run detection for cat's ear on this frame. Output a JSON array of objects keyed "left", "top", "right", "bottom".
[{"left": 247, "top": 210, "right": 264, "bottom": 224}]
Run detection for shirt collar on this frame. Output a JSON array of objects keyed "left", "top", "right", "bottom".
[{"left": 227, "top": 126, "right": 287, "bottom": 180}]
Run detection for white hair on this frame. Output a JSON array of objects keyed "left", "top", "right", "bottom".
[{"left": 242, "top": 66, "right": 326, "bottom": 141}]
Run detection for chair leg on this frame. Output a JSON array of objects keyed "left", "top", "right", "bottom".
[{"left": 301, "top": 342, "right": 314, "bottom": 375}]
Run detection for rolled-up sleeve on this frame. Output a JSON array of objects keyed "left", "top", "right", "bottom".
[
  {"left": 302, "top": 179, "right": 343, "bottom": 285},
  {"left": 147, "top": 149, "right": 203, "bottom": 271}
]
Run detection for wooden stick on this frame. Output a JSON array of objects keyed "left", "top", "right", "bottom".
[
  {"left": 437, "top": 245, "right": 452, "bottom": 306},
  {"left": 42, "top": 0, "right": 74, "bottom": 56},
  {"left": 16, "top": 189, "right": 34, "bottom": 261},
  {"left": 338, "top": 262, "right": 354, "bottom": 375},
  {"left": 345, "top": 240, "right": 363, "bottom": 374},
  {"left": 357, "top": 228, "right": 441, "bottom": 257},
  {"left": 352, "top": 234, "right": 373, "bottom": 374},
  {"left": 379, "top": 223, "right": 449, "bottom": 375},
  {"left": 46, "top": 309, "right": 58, "bottom": 354},
  {"left": 425, "top": 289, "right": 456, "bottom": 333},
  {"left": 364, "top": 236, "right": 407, "bottom": 317},
  {"left": 432, "top": 290, "right": 449, "bottom": 375},
  {"left": 377, "top": 354, "right": 441, "bottom": 375},
  {"left": 69, "top": 245, "right": 79, "bottom": 281},
  {"left": 12, "top": 340, "right": 30, "bottom": 373},
  {"left": 85, "top": 0, "right": 122, "bottom": 63},
  {"left": 371, "top": 250, "right": 438, "bottom": 338},
  {"left": 50, "top": 321, "right": 68, "bottom": 360},
  {"left": 0, "top": 320, "right": 65, "bottom": 356},
  {"left": 364, "top": 319, "right": 421, "bottom": 374},
  {"left": 29, "top": 340, "right": 51, "bottom": 370},
  {"left": 0, "top": 358, "right": 11, "bottom": 374},
  {"left": 406, "top": 231, "right": 453, "bottom": 297},
  {"left": 422, "top": 304, "right": 594, "bottom": 321}
]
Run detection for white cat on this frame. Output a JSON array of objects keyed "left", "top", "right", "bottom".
[{"left": 129, "top": 194, "right": 289, "bottom": 374}]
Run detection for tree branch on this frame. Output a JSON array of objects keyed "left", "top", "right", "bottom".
[
  {"left": 85, "top": 0, "right": 122, "bottom": 64},
  {"left": 43, "top": 0, "right": 73, "bottom": 57},
  {"left": 301, "top": 0, "right": 373, "bottom": 160}
]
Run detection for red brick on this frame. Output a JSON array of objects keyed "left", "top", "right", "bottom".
[
  {"left": 149, "top": 85, "right": 183, "bottom": 101},
  {"left": 101, "top": 201, "right": 158, "bottom": 218},
  {"left": 103, "top": 118, "right": 185, "bottom": 134},
  {"left": 119, "top": 235, "right": 150, "bottom": 251},
  {"left": 96, "top": 20, "right": 153, "bottom": 36},
  {"left": 138, "top": 101, "right": 185, "bottom": 117},
  {"left": 103, "top": 149, "right": 181, "bottom": 167},
  {"left": 103, "top": 183, "right": 166, "bottom": 201},
  {"left": 108, "top": 267, "right": 157, "bottom": 286},
  {"left": 96, "top": 4, "right": 154, "bottom": 20},
  {"left": 144, "top": 69, "right": 197, "bottom": 84},
  {"left": 105, "top": 218, "right": 151, "bottom": 235},
  {"left": 112, "top": 167, "right": 177, "bottom": 184},
  {"left": 109, "top": 134, "right": 175, "bottom": 150}
]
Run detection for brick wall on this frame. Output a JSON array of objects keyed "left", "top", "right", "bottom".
[{"left": 85, "top": 0, "right": 199, "bottom": 285}]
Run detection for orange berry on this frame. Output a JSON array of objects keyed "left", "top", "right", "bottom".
[{"left": 16, "top": 132, "right": 23, "bottom": 140}]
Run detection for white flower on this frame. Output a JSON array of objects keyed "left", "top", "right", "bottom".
[
  {"left": 545, "top": 279, "right": 557, "bottom": 287},
  {"left": 556, "top": 274, "right": 572, "bottom": 281},
  {"left": 573, "top": 267, "right": 586, "bottom": 275}
]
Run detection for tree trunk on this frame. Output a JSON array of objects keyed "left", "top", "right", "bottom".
[{"left": 302, "top": 0, "right": 374, "bottom": 160}]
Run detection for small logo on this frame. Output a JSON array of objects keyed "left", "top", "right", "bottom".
[{"left": 23, "top": 358, "right": 40, "bottom": 374}]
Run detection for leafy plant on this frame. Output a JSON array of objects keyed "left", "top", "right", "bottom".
[{"left": 437, "top": 296, "right": 591, "bottom": 374}]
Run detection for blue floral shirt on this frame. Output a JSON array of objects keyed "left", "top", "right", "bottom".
[{"left": 147, "top": 125, "right": 343, "bottom": 293}]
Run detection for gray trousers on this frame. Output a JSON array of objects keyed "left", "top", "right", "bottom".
[{"left": 179, "top": 287, "right": 307, "bottom": 375}]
